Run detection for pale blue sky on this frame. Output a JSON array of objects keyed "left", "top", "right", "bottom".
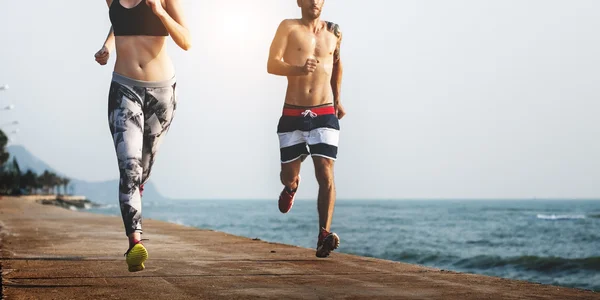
[{"left": 0, "top": 0, "right": 598, "bottom": 199}]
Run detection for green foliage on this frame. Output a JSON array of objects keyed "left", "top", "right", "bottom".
[
  {"left": 0, "top": 130, "right": 9, "bottom": 167},
  {"left": 0, "top": 155, "right": 71, "bottom": 196}
]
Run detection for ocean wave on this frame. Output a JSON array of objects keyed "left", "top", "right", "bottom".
[
  {"left": 95, "top": 204, "right": 118, "bottom": 210},
  {"left": 536, "top": 214, "right": 586, "bottom": 220},
  {"left": 167, "top": 219, "right": 186, "bottom": 226},
  {"left": 588, "top": 214, "right": 600, "bottom": 219},
  {"left": 377, "top": 250, "right": 458, "bottom": 266},
  {"left": 466, "top": 239, "right": 494, "bottom": 246},
  {"left": 455, "top": 255, "right": 600, "bottom": 272}
]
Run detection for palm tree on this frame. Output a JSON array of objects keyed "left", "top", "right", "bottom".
[
  {"left": 39, "top": 171, "right": 52, "bottom": 194},
  {"left": 0, "top": 130, "right": 9, "bottom": 167},
  {"left": 21, "top": 170, "right": 37, "bottom": 194},
  {"left": 10, "top": 157, "right": 21, "bottom": 193},
  {"left": 62, "top": 177, "right": 71, "bottom": 195},
  {"left": 34, "top": 172, "right": 43, "bottom": 194},
  {"left": 54, "top": 176, "right": 62, "bottom": 195},
  {"left": 50, "top": 173, "right": 61, "bottom": 195}
]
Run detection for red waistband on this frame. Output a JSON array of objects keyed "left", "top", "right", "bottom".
[{"left": 282, "top": 106, "right": 335, "bottom": 117}]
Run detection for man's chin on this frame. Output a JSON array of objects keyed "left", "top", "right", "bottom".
[{"left": 303, "top": 10, "right": 321, "bottom": 19}]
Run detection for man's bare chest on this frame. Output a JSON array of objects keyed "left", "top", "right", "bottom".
[{"left": 287, "top": 30, "right": 337, "bottom": 59}]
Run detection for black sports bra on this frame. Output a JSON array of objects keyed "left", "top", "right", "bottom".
[{"left": 109, "top": 0, "right": 168, "bottom": 36}]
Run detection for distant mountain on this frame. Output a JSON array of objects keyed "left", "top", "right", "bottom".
[
  {"left": 6, "top": 145, "right": 56, "bottom": 174},
  {"left": 69, "top": 178, "right": 167, "bottom": 204},
  {"left": 6, "top": 145, "right": 169, "bottom": 204}
]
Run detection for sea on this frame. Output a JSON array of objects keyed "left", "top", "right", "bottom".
[{"left": 89, "top": 199, "right": 600, "bottom": 292}]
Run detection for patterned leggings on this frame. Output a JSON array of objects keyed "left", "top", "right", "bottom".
[{"left": 107, "top": 72, "right": 177, "bottom": 236}]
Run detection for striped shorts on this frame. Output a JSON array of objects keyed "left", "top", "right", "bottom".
[{"left": 277, "top": 106, "right": 340, "bottom": 163}]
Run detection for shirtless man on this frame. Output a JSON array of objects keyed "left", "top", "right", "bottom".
[{"left": 267, "top": 0, "right": 346, "bottom": 258}]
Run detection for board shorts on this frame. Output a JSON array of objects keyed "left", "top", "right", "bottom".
[{"left": 277, "top": 105, "right": 340, "bottom": 163}]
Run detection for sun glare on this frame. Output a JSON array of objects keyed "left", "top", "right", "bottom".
[{"left": 220, "top": 13, "right": 251, "bottom": 40}]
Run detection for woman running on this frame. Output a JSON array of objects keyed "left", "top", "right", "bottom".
[{"left": 94, "top": 0, "right": 191, "bottom": 272}]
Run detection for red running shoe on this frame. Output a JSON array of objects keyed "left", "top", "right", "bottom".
[
  {"left": 316, "top": 227, "right": 340, "bottom": 258},
  {"left": 278, "top": 176, "right": 300, "bottom": 213}
]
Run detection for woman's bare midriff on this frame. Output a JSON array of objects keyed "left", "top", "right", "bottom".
[{"left": 113, "top": 36, "right": 175, "bottom": 81}]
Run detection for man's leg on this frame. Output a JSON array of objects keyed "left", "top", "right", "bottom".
[
  {"left": 277, "top": 112, "right": 309, "bottom": 213},
  {"left": 280, "top": 158, "right": 302, "bottom": 191},
  {"left": 278, "top": 156, "right": 304, "bottom": 213},
  {"left": 312, "top": 155, "right": 340, "bottom": 258},
  {"left": 277, "top": 107, "right": 312, "bottom": 213},
  {"left": 307, "top": 109, "right": 340, "bottom": 257},
  {"left": 313, "top": 157, "right": 335, "bottom": 231}
]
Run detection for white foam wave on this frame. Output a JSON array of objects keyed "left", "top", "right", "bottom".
[
  {"left": 98, "top": 204, "right": 118, "bottom": 209},
  {"left": 537, "top": 214, "right": 586, "bottom": 220},
  {"left": 168, "top": 219, "right": 186, "bottom": 226}
]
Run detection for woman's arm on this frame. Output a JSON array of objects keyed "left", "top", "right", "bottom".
[
  {"left": 95, "top": 0, "right": 115, "bottom": 65},
  {"left": 146, "top": 0, "right": 192, "bottom": 51}
]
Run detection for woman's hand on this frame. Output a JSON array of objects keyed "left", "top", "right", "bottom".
[
  {"left": 146, "top": 0, "right": 166, "bottom": 17},
  {"left": 94, "top": 46, "right": 110, "bottom": 66}
]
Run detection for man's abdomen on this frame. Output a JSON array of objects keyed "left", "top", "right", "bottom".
[{"left": 285, "top": 74, "right": 334, "bottom": 107}]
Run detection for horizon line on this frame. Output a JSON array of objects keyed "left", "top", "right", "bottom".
[{"left": 161, "top": 197, "right": 600, "bottom": 201}]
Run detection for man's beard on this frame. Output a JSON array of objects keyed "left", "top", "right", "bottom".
[{"left": 302, "top": 8, "right": 322, "bottom": 20}]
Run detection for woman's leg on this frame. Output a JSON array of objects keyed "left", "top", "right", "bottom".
[
  {"left": 140, "top": 82, "right": 177, "bottom": 186},
  {"left": 108, "top": 80, "right": 145, "bottom": 243}
]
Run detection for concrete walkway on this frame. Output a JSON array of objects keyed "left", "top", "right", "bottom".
[{"left": 1, "top": 197, "right": 597, "bottom": 299}]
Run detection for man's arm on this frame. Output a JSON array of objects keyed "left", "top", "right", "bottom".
[
  {"left": 267, "top": 20, "right": 315, "bottom": 76},
  {"left": 331, "top": 59, "right": 343, "bottom": 105},
  {"left": 147, "top": 0, "right": 192, "bottom": 51},
  {"left": 330, "top": 25, "right": 345, "bottom": 119}
]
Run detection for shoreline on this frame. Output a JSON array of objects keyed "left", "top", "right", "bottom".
[
  {"left": 4, "top": 194, "right": 103, "bottom": 210},
  {"left": 88, "top": 197, "right": 600, "bottom": 292},
  {"left": 86, "top": 199, "right": 600, "bottom": 293},
  {"left": 37, "top": 196, "right": 600, "bottom": 292},
  {"left": 1, "top": 196, "right": 598, "bottom": 299}
]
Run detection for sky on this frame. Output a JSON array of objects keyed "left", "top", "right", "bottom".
[{"left": 0, "top": 0, "right": 598, "bottom": 200}]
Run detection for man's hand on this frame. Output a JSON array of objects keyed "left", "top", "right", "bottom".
[
  {"left": 301, "top": 58, "right": 318, "bottom": 75},
  {"left": 335, "top": 102, "right": 346, "bottom": 120},
  {"left": 146, "top": 0, "right": 166, "bottom": 16},
  {"left": 94, "top": 46, "right": 110, "bottom": 66}
]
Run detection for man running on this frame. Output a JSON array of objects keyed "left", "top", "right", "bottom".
[{"left": 267, "top": 0, "right": 346, "bottom": 258}]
